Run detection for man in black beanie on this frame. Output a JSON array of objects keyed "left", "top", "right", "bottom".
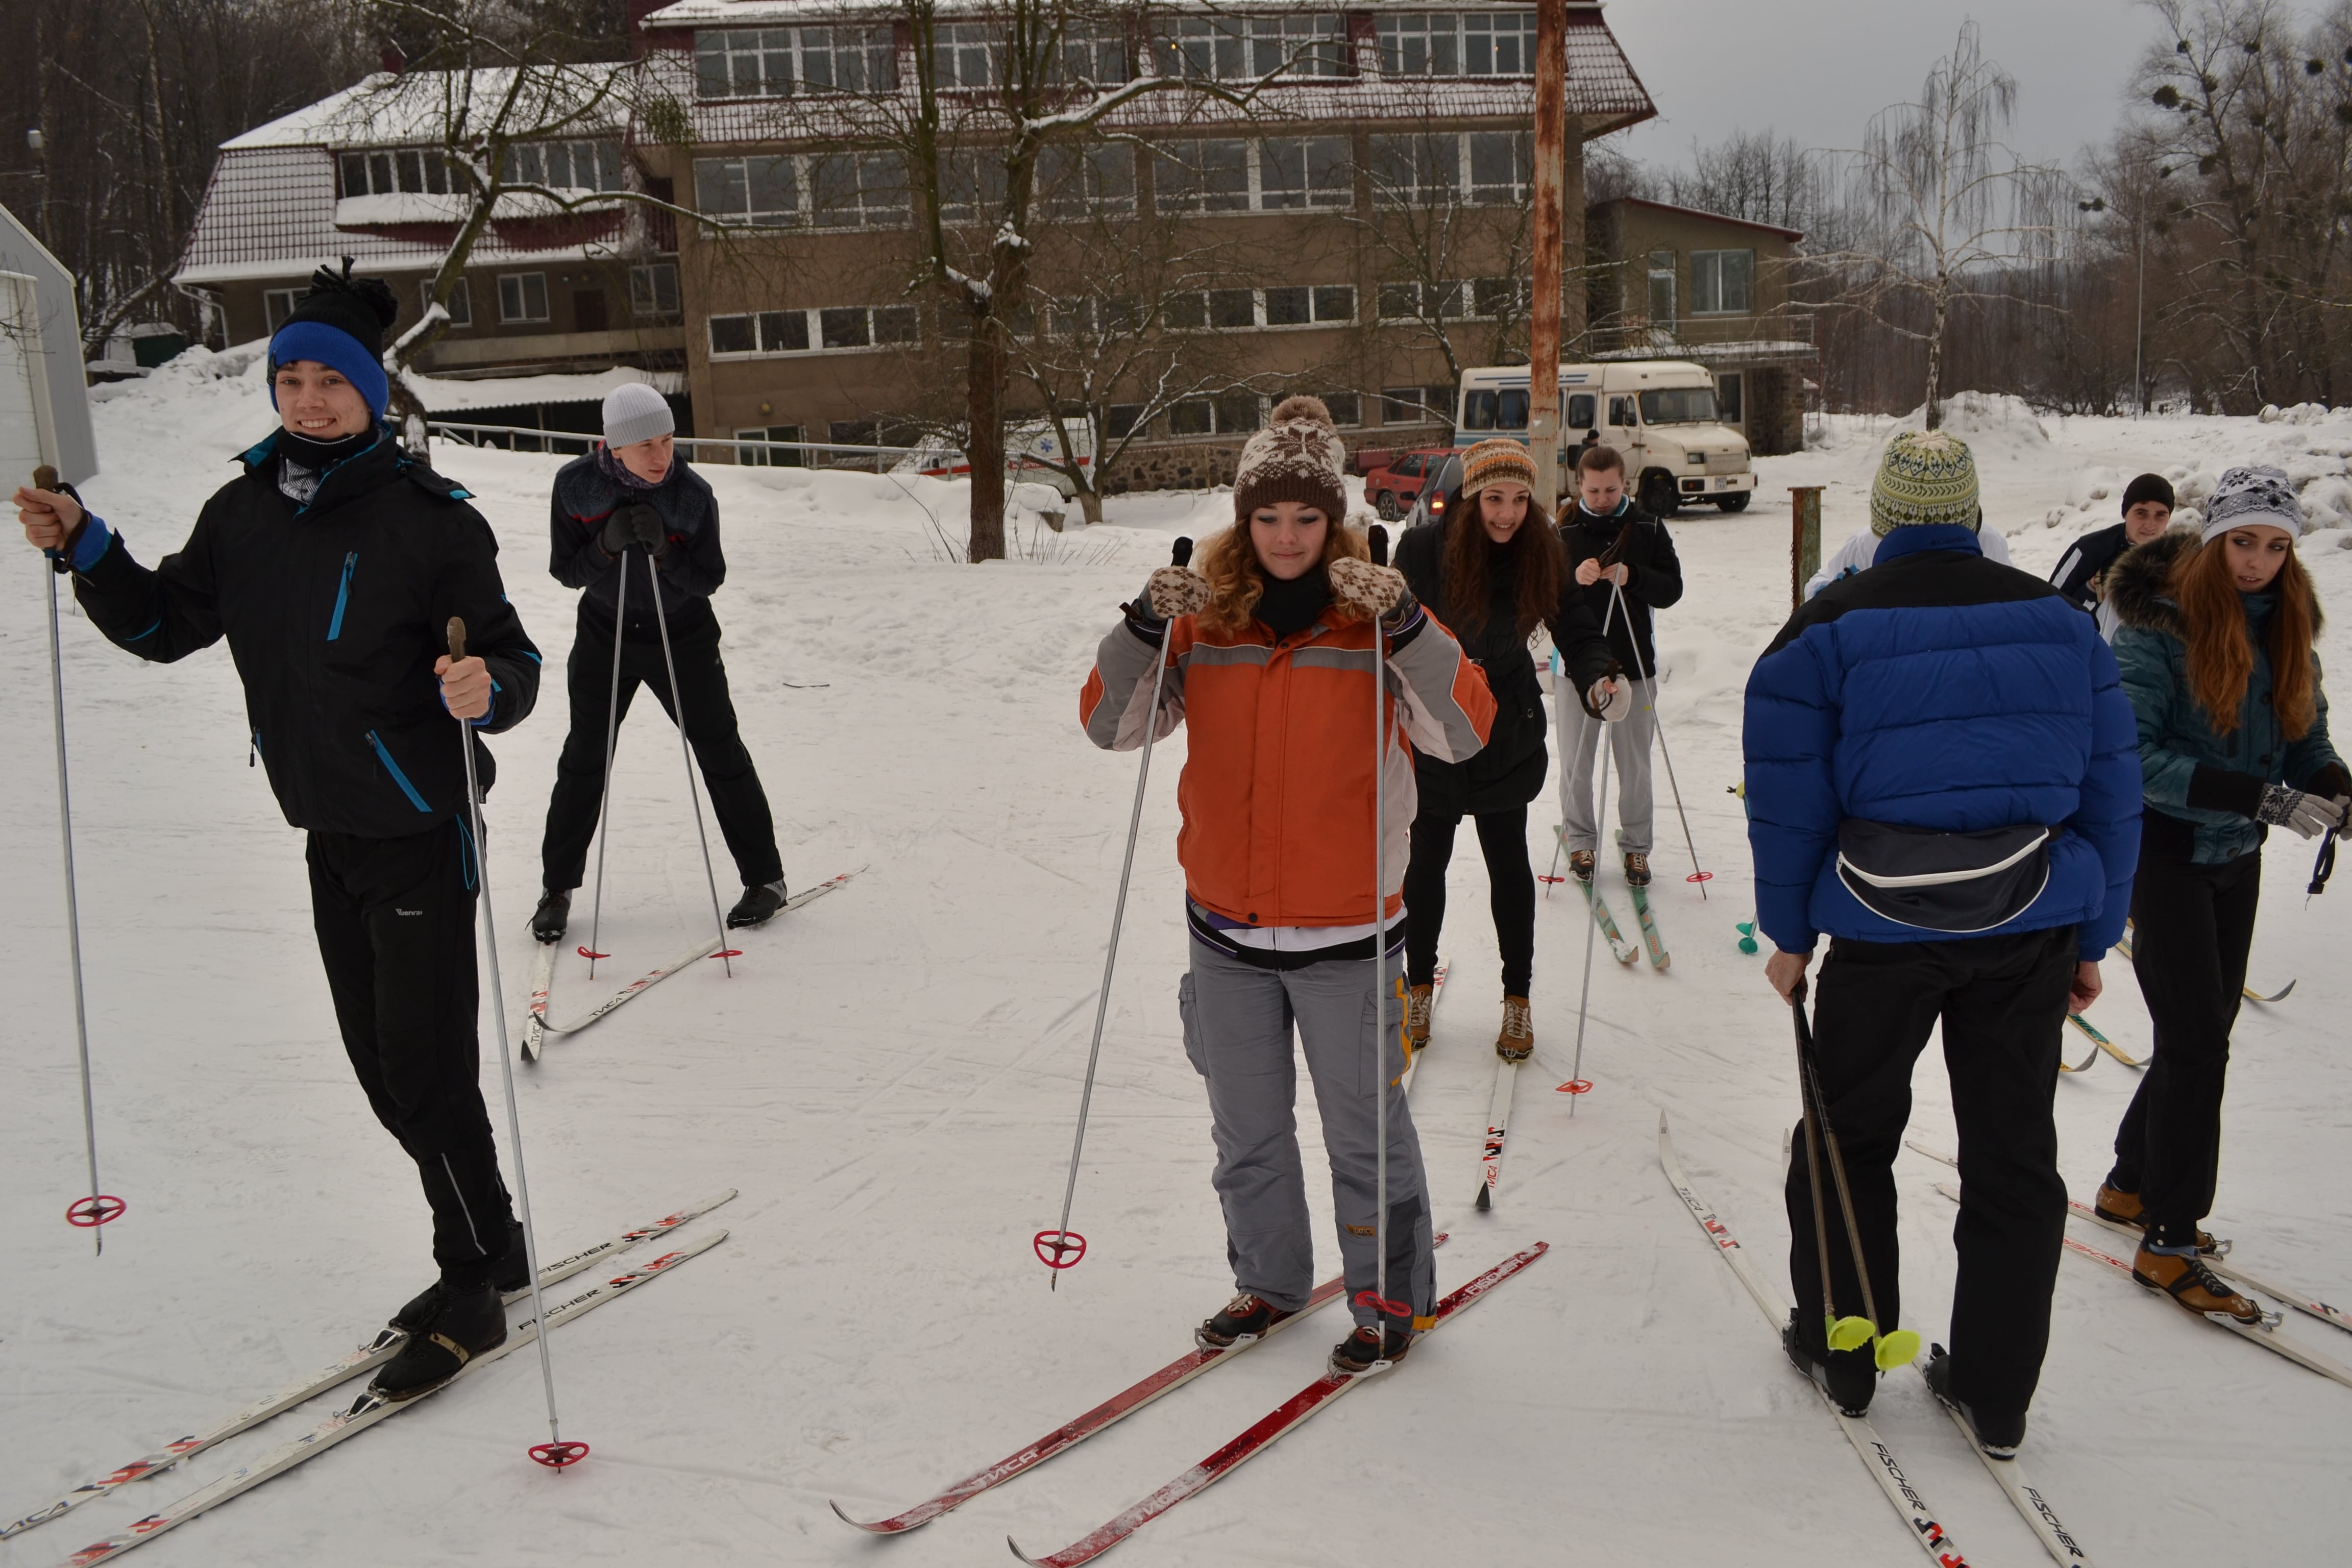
[
  {"left": 2050, "top": 474, "right": 2174, "bottom": 638},
  {"left": 12, "top": 259, "right": 543, "bottom": 1402}
]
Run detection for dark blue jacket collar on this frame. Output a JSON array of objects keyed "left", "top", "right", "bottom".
[{"left": 1874, "top": 524, "right": 1984, "bottom": 566}]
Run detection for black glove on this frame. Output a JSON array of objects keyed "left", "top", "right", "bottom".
[
  {"left": 596, "top": 508, "right": 633, "bottom": 558},
  {"left": 626, "top": 503, "right": 669, "bottom": 559}
]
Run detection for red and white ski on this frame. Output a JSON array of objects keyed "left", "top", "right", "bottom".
[
  {"left": 1005, "top": 1242, "right": 1548, "bottom": 1567},
  {"left": 522, "top": 867, "right": 864, "bottom": 1060},
  {"left": 828, "top": 1233, "right": 1449, "bottom": 1535}
]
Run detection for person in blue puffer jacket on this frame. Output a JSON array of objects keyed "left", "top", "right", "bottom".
[
  {"left": 2094, "top": 468, "right": 2345, "bottom": 1328},
  {"left": 1743, "top": 429, "right": 2142, "bottom": 1457}
]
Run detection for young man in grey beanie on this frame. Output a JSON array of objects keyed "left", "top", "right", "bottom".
[{"left": 531, "top": 382, "right": 787, "bottom": 940}]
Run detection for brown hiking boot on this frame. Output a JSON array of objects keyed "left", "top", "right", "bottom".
[
  {"left": 2096, "top": 1185, "right": 2225, "bottom": 1253},
  {"left": 1568, "top": 850, "right": 1595, "bottom": 884},
  {"left": 2132, "top": 1242, "right": 2269, "bottom": 1325},
  {"left": 1623, "top": 851, "right": 1652, "bottom": 887},
  {"left": 1406, "top": 984, "right": 1434, "bottom": 1051},
  {"left": 1496, "top": 995, "right": 1533, "bottom": 1061}
]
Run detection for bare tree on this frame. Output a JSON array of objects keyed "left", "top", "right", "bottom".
[{"left": 1821, "top": 22, "right": 2068, "bottom": 427}]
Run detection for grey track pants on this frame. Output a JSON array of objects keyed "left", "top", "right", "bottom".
[
  {"left": 1557, "top": 675, "right": 1656, "bottom": 856},
  {"left": 1180, "top": 935, "right": 1435, "bottom": 1330}
]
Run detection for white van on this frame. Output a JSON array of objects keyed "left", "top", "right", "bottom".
[{"left": 1455, "top": 361, "right": 1756, "bottom": 515}]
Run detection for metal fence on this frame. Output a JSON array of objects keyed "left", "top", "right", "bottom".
[{"left": 425, "top": 421, "right": 933, "bottom": 474}]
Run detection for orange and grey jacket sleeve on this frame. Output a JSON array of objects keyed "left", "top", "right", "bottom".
[
  {"left": 1385, "top": 616, "right": 1495, "bottom": 763},
  {"left": 1080, "top": 619, "right": 1185, "bottom": 751}
]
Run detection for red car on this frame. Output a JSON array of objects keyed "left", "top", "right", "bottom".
[{"left": 1363, "top": 448, "right": 1457, "bottom": 521}]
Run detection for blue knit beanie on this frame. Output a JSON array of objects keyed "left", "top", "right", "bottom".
[{"left": 268, "top": 260, "right": 398, "bottom": 420}]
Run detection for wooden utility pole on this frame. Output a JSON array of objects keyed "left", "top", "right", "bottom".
[{"left": 1528, "top": 0, "right": 1565, "bottom": 508}]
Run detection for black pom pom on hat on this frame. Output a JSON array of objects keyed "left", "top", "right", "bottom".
[{"left": 286, "top": 257, "right": 401, "bottom": 355}]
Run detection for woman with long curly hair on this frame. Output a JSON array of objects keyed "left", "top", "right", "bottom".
[
  {"left": 2101, "top": 466, "right": 2347, "bottom": 1324},
  {"left": 1080, "top": 397, "right": 1497, "bottom": 1375},
  {"left": 1394, "top": 438, "right": 1622, "bottom": 1060}
]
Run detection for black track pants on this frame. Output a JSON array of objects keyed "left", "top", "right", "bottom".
[
  {"left": 540, "top": 604, "right": 782, "bottom": 893},
  {"left": 1403, "top": 805, "right": 1535, "bottom": 995},
  {"left": 1784, "top": 925, "right": 2075, "bottom": 1424},
  {"left": 308, "top": 821, "right": 514, "bottom": 1277},
  {"left": 2109, "top": 843, "right": 2260, "bottom": 1232}
]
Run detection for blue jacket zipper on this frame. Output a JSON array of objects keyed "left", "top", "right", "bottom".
[
  {"left": 327, "top": 552, "right": 356, "bottom": 640},
  {"left": 365, "top": 730, "right": 433, "bottom": 812}
]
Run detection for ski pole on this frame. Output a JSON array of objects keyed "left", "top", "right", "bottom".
[
  {"left": 1792, "top": 982, "right": 1920, "bottom": 1371},
  {"left": 1605, "top": 576, "right": 1709, "bottom": 898},
  {"left": 1039, "top": 535, "right": 1193, "bottom": 1284},
  {"left": 33, "top": 464, "right": 117, "bottom": 1253},
  {"left": 447, "top": 618, "right": 584, "bottom": 1470},
  {"left": 644, "top": 549, "right": 736, "bottom": 977},
  {"left": 1363, "top": 523, "right": 1404, "bottom": 1356},
  {"left": 1563, "top": 588, "right": 1623, "bottom": 1124},
  {"left": 581, "top": 543, "right": 630, "bottom": 979}
]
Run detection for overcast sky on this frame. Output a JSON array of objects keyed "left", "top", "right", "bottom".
[{"left": 1600, "top": 0, "right": 2283, "bottom": 173}]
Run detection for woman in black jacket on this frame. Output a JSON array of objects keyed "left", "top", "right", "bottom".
[{"left": 1397, "top": 438, "right": 1619, "bottom": 1060}]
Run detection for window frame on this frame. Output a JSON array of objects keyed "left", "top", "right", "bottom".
[
  {"left": 706, "top": 303, "right": 920, "bottom": 359},
  {"left": 695, "top": 26, "right": 894, "bottom": 100},
  {"left": 263, "top": 288, "right": 299, "bottom": 332},
  {"left": 420, "top": 277, "right": 473, "bottom": 329},
  {"left": 1157, "top": 284, "right": 1356, "bottom": 332},
  {"left": 497, "top": 272, "right": 550, "bottom": 325},
  {"left": 501, "top": 139, "right": 626, "bottom": 194},
  {"left": 694, "top": 152, "right": 906, "bottom": 231},
  {"left": 1156, "top": 14, "right": 1351, "bottom": 81},
  {"left": 1375, "top": 11, "right": 1538, "bottom": 78},
  {"left": 1689, "top": 248, "right": 1755, "bottom": 315},
  {"left": 1153, "top": 136, "right": 1352, "bottom": 216},
  {"left": 628, "top": 262, "right": 680, "bottom": 322}
]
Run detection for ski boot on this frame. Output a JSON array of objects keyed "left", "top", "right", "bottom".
[
  {"left": 1567, "top": 850, "right": 1595, "bottom": 884},
  {"left": 371, "top": 1281, "right": 507, "bottom": 1402},
  {"left": 1196, "top": 1291, "right": 1289, "bottom": 1350},
  {"left": 727, "top": 878, "right": 788, "bottom": 928},
  {"left": 391, "top": 1222, "right": 528, "bottom": 1334},
  {"left": 530, "top": 888, "right": 570, "bottom": 944},
  {"left": 1923, "top": 1343, "right": 2025, "bottom": 1458},
  {"left": 2133, "top": 1238, "right": 2269, "bottom": 1325},
  {"left": 1781, "top": 1309, "right": 1874, "bottom": 1416},
  {"left": 1623, "top": 850, "right": 1652, "bottom": 887},
  {"left": 1330, "top": 1324, "right": 1413, "bottom": 1377},
  {"left": 2095, "top": 1183, "right": 2226, "bottom": 1254},
  {"left": 1406, "top": 984, "right": 1434, "bottom": 1052},
  {"left": 1495, "top": 994, "right": 1533, "bottom": 1061}
]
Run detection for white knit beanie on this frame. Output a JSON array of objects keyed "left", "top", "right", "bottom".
[
  {"left": 602, "top": 381, "right": 674, "bottom": 448},
  {"left": 2201, "top": 465, "right": 2302, "bottom": 543}
]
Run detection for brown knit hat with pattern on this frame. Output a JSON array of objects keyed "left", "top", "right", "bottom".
[
  {"left": 1459, "top": 437, "right": 1536, "bottom": 498},
  {"left": 1233, "top": 395, "right": 1348, "bottom": 522}
]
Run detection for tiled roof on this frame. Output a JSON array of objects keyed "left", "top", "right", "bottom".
[
  {"left": 646, "top": 0, "right": 1592, "bottom": 21},
  {"left": 223, "top": 65, "right": 629, "bottom": 152},
  {"left": 176, "top": 147, "right": 624, "bottom": 286}
]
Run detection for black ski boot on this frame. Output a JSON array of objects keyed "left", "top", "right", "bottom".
[
  {"left": 1329, "top": 1324, "right": 1413, "bottom": 1376},
  {"left": 727, "top": 878, "right": 788, "bottom": 928},
  {"left": 530, "top": 889, "right": 571, "bottom": 944},
  {"left": 371, "top": 1282, "right": 507, "bottom": 1402},
  {"left": 1923, "top": 1343, "right": 2025, "bottom": 1458},
  {"left": 1782, "top": 1310, "right": 1875, "bottom": 1417},
  {"left": 390, "top": 1222, "right": 527, "bottom": 1334},
  {"left": 1195, "top": 1291, "right": 1289, "bottom": 1350}
]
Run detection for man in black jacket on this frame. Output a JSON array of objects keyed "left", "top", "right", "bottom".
[
  {"left": 530, "top": 383, "right": 785, "bottom": 942},
  {"left": 12, "top": 262, "right": 541, "bottom": 1400},
  {"left": 2049, "top": 473, "right": 2173, "bottom": 640},
  {"left": 1557, "top": 443, "right": 1684, "bottom": 887}
]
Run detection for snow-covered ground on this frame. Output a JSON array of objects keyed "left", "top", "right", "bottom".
[{"left": 5, "top": 354, "right": 2349, "bottom": 1567}]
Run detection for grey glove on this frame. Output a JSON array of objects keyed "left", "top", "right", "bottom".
[{"left": 2256, "top": 782, "right": 2348, "bottom": 840}]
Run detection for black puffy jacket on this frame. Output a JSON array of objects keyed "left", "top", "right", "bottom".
[
  {"left": 67, "top": 429, "right": 541, "bottom": 839},
  {"left": 1396, "top": 512, "right": 1613, "bottom": 816}
]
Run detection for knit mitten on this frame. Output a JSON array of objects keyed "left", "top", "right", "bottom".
[{"left": 1328, "top": 556, "right": 1413, "bottom": 625}]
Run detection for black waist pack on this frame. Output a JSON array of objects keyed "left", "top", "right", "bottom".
[{"left": 1835, "top": 819, "right": 2054, "bottom": 934}]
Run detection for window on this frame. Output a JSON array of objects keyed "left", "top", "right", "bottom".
[
  {"left": 1383, "top": 387, "right": 1442, "bottom": 423},
  {"left": 1461, "top": 388, "right": 1530, "bottom": 431},
  {"left": 696, "top": 156, "right": 801, "bottom": 226},
  {"left": 932, "top": 22, "right": 1001, "bottom": 87},
  {"left": 1162, "top": 292, "right": 1207, "bottom": 330},
  {"left": 1265, "top": 286, "right": 1310, "bottom": 326},
  {"left": 1645, "top": 250, "right": 1676, "bottom": 328},
  {"left": 1214, "top": 391, "right": 1262, "bottom": 432},
  {"left": 708, "top": 305, "right": 916, "bottom": 357},
  {"left": 629, "top": 262, "right": 679, "bottom": 321},
  {"left": 263, "top": 288, "right": 299, "bottom": 331},
  {"left": 1167, "top": 399, "right": 1213, "bottom": 436},
  {"left": 1313, "top": 285, "right": 1356, "bottom": 324},
  {"left": 1608, "top": 394, "right": 1637, "bottom": 427},
  {"left": 696, "top": 27, "right": 892, "bottom": 98},
  {"left": 1472, "top": 277, "right": 1529, "bottom": 320},
  {"left": 498, "top": 273, "right": 549, "bottom": 324},
  {"left": 738, "top": 424, "right": 805, "bottom": 467},
  {"left": 1376, "top": 11, "right": 1538, "bottom": 76},
  {"left": 697, "top": 154, "right": 906, "bottom": 230},
  {"left": 1377, "top": 280, "right": 1466, "bottom": 321},
  {"left": 1155, "top": 138, "right": 1350, "bottom": 214},
  {"left": 1046, "top": 295, "right": 1140, "bottom": 339},
  {"left": 1715, "top": 373, "right": 1744, "bottom": 424},
  {"left": 1059, "top": 22, "right": 1131, "bottom": 83},
  {"left": 1159, "top": 285, "right": 1355, "bottom": 332},
  {"left": 421, "top": 278, "right": 473, "bottom": 328},
  {"left": 1566, "top": 391, "right": 1597, "bottom": 429},
  {"left": 1638, "top": 387, "right": 1719, "bottom": 425},
  {"left": 830, "top": 420, "right": 878, "bottom": 447},
  {"left": 1037, "top": 143, "right": 1135, "bottom": 219},
  {"left": 1368, "top": 132, "right": 1530, "bottom": 207},
  {"left": 1691, "top": 249, "right": 1754, "bottom": 314},
  {"left": 1322, "top": 391, "right": 1361, "bottom": 427},
  {"left": 341, "top": 148, "right": 456, "bottom": 197},
  {"left": 811, "top": 153, "right": 909, "bottom": 230},
  {"left": 502, "top": 140, "right": 624, "bottom": 193},
  {"left": 1106, "top": 404, "right": 1143, "bottom": 437},
  {"left": 1209, "top": 288, "right": 1256, "bottom": 329},
  {"left": 1157, "top": 14, "right": 1349, "bottom": 80}
]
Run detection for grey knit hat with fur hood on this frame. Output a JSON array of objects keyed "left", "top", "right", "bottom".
[{"left": 1233, "top": 395, "right": 1348, "bottom": 523}]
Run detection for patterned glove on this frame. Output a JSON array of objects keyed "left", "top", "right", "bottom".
[
  {"left": 1327, "top": 556, "right": 1416, "bottom": 628},
  {"left": 1144, "top": 564, "right": 1211, "bottom": 619},
  {"left": 2256, "top": 782, "right": 2346, "bottom": 840}
]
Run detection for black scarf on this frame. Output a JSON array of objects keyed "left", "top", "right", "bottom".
[
  {"left": 1255, "top": 566, "right": 1332, "bottom": 640},
  {"left": 278, "top": 426, "right": 376, "bottom": 471}
]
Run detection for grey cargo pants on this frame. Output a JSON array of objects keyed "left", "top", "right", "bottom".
[
  {"left": 1180, "top": 935, "right": 1436, "bottom": 1330},
  {"left": 1557, "top": 675, "right": 1656, "bottom": 856}
]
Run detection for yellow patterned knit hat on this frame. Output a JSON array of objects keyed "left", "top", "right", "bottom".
[
  {"left": 1459, "top": 437, "right": 1537, "bottom": 498},
  {"left": 1870, "top": 430, "right": 1980, "bottom": 535}
]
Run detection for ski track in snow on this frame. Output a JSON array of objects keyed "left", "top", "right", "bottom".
[{"left": 3, "top": 360, "right": 2349, "bottom": 1564}]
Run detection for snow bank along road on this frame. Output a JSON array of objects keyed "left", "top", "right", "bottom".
[{"left": 3, "top": 358, "right": 2348, "bottom": 1565}]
